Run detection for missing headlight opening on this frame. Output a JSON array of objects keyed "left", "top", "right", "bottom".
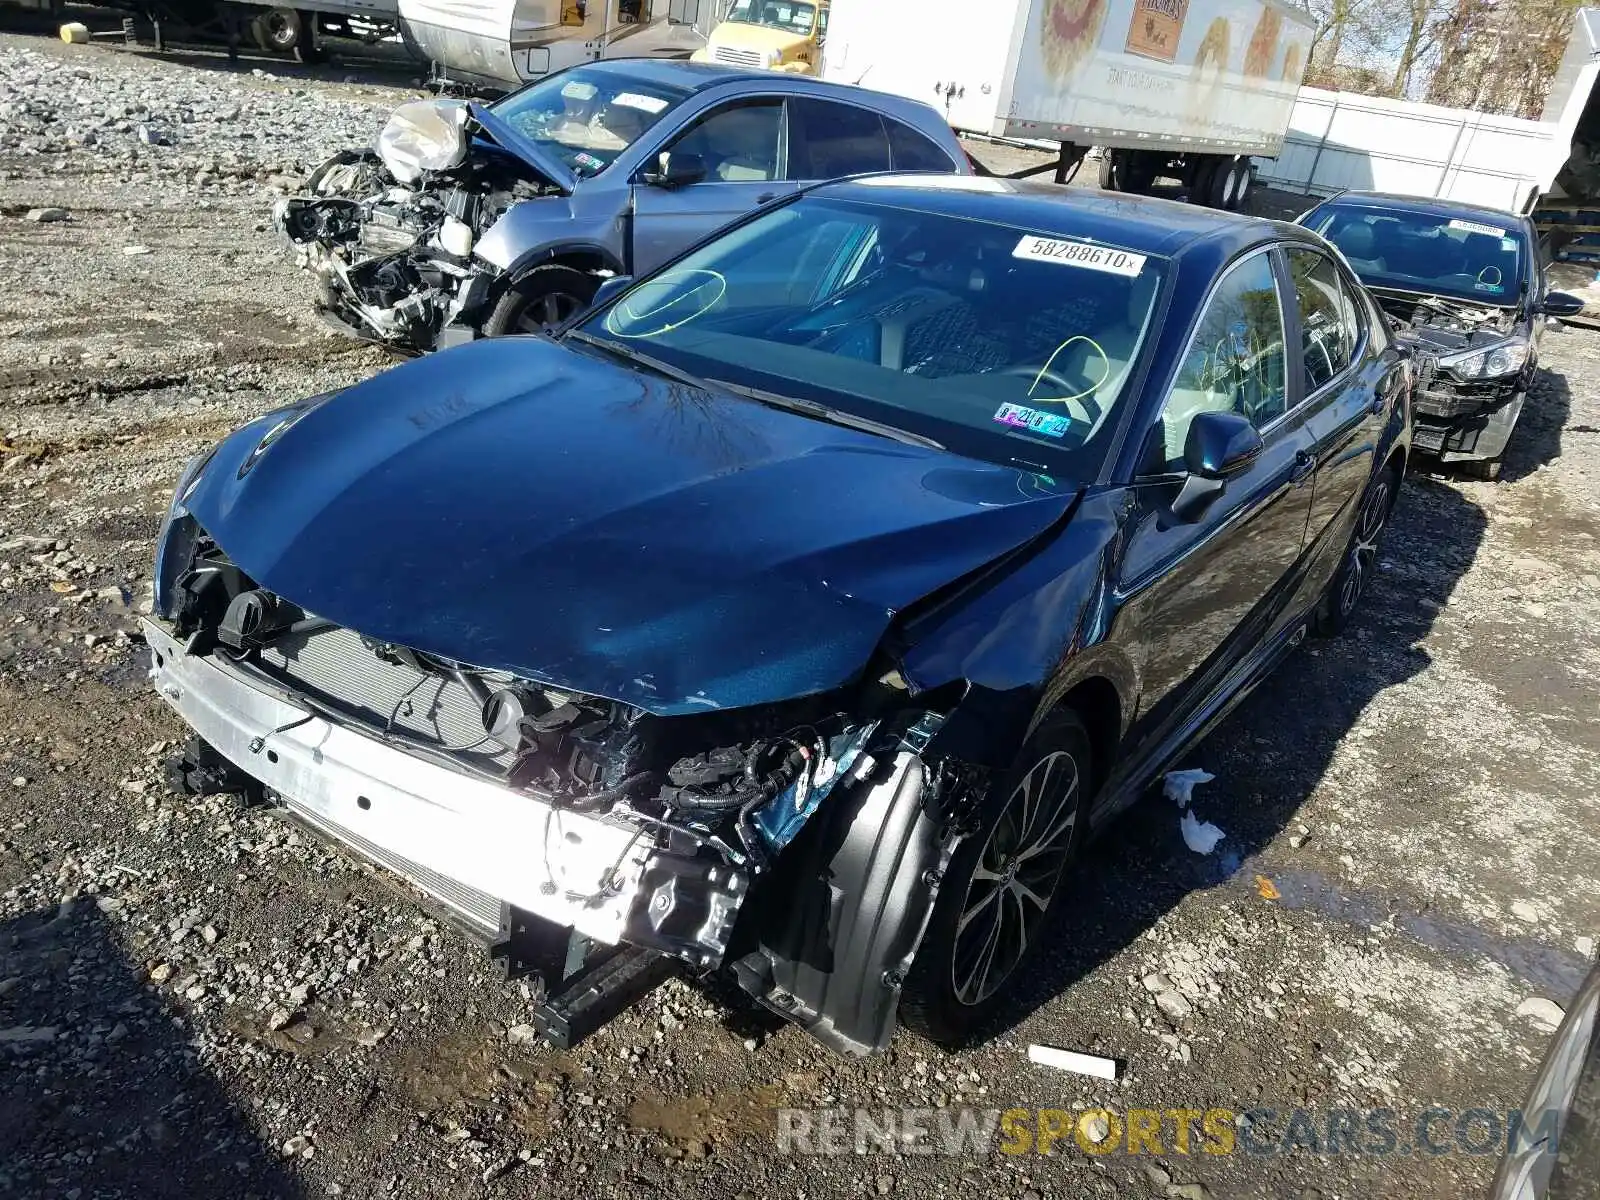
[{"left": 152, "top": 522, "right": 978, "bottom": 1055}]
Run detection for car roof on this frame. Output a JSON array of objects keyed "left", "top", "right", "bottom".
[
  {"left": 1316, "top": 190, "right": 1526, "bottom": 228},
  {"left": 810, "top": 174, "right": 1300, "bottom": 259},
  {"left": 576, "top": 59, "right": 947, "bottom": 119}
]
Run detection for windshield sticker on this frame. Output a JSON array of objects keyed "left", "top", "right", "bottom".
[
  {"left": 994, "top": 402, "right": 1072, "bottom": 438},
  {"left": 574, "top": 150, "right": 605, "bottom": 171},
  {"left": 612, "top": 92, "right": 669, "bottom": 114},
  {"left": 1013, "top": 236, "right": 1147, "bottom": 277},
  {"left": 1447, "top": 218, "right": 1507, "bottom": 238}
]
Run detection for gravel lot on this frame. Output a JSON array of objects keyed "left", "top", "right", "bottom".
[{"left": 2, "top": 30, "right": 1598, "bottom": 1200}]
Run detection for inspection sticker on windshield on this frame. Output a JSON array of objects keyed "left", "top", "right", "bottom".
[
  {"left": 613, "top": 92, "right": 669, "bottom": 114},
  {"left": 1013, "top": 235, "right": 1146, "bottom": 277},
  {"left": 1447, "top": 218, "right": 1507, "bottom": 237},
  {"left": 994, "top": 402, "right": 1072, "bottom": 438}
]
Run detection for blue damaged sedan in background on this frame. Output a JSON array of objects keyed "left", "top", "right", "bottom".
[{"left": 148, "top": 176, "right": 1412, "bottom": 1055}]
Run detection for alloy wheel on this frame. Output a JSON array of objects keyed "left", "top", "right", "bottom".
[
  {"left": 513, "top": 290, "right": 586, "bottom": 334},
  {"left": 1339, "top": 477, "right": 1392, "bottom": 617},
  {"left": 950, "top": 749, "right": 1079, "bottom": 1006}
]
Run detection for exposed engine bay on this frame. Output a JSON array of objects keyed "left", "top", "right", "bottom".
[
  {"left": 273, "top": 101, "right": 563, "bottom": 350},
  {"left": 1373, "top": 288, "right": 1516, "bottom": 355},
  {"left": 153, "top": 524, "right": 985, "bottom": 1054}
]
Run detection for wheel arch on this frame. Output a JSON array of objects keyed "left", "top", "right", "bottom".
[
  {"left": 1056, "top": 675, "right": 1123, "bottom": 795},
  {"left": 503, "top": 243, "right": 624, "bottom": 289}
]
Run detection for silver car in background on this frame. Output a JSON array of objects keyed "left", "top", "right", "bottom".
[{"left": 273, "top": 59, "right": 969, "bottom": 352}]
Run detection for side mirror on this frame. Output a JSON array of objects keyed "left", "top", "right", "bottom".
[
  {"left": 589, "top": 274, "right": 634, "bottom": 312},
  {"left": 1539, "top": 290, "right": 1585, "bottom": 319},
  {"left": 1170, "top": 411, "right": 1264, "bottom": 524},
  {"left": 642, "top": 150, "right": 706, "bottom": 189},
  {"left": 1186, "top": 410, "right": 1265, "bottom": 479}
]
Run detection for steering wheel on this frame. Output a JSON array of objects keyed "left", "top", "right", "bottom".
[{"left": 995, "top": 364, "right": 1105, "bottom": 425}]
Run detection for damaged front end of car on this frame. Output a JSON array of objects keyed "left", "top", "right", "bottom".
[
  {"left": 271, "top": 99, "right": 573, "bottom": 352},
  {"left": 1375, "top": 287, "right": 1530, "bottom": 463},
  {"left": 148, "top": 502, "right": 998, "bottom": 1056}
]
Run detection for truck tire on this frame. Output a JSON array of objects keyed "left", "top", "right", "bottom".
[
  {"left": 1097, "top": 149, "right": 1122, "bottom": 192},
  {"left": 250, "top": 7, "right": 301, "bottom": 53},
  {"left": 900, "top": 707, "right": 1093, "bottom": 1047},
  {"left": 1121, "top": 151, "right": 1158, "bottom": 195},
  {"left": 1209, "top": 156, "right": 1247, "bottom": 209},
  {"left": 1188, "top": 156, "right": 1218, "bottom": 205},
  {"left": 482, "top": 265, "right": 598, "bottom": 337}
]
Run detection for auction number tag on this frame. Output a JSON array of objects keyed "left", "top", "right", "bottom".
[
  {"left": 1013, "top": 235, "right": 1147, "bottom": 277},
  {"left": 1447, "top": 218, "right": 1507, "bottom": 237}
]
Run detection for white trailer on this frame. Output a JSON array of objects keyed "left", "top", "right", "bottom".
[
  {"left": 821, "top": 0, "right": 1312, "bottom": 208},
  {"left": 401, "top": 0, "right": 727, "bottom": 91}
]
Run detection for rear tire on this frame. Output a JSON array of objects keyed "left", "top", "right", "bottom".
[
  {"left": 1097, "top": 149, "right": 1121, "bottom": 192},
  {"left": 1314, "top": 463, "right": 1400, "bottom": 637},
  {"left": 1208, "top": 156, "right": 1244, "bottom": 209},
  {"left": 900, "top": 707, "right": 1093, "bottom": 1047},
  {"left": 250, "top": 7, "right": 301, "bottom": 52},
  {"left": 482, "top": 265, "right": 598, "bottom": 337}
]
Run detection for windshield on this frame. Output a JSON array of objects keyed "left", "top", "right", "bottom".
[
  {"left": 727, "top": 0, "right": 817, "bottom": 34},
  {"left": 573, "top": 195, "right": 1166, "bottom": 476},
  {"left": 1309, "top": 204, "right": 1527, "bottom": 306},
  {"left": 489, "top": 66, "right": 689, "bottom": 178}
]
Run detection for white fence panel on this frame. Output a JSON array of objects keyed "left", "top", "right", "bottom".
[{"left": 1255, "top": 86, "right": 1557, "bottom": 211}]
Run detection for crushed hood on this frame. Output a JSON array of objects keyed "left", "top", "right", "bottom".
[
  {"left": 470, "top": 104, "right": 577, "bottom": 194},
  {"left": 182, "top": 337, "right": 1078, "bottom": 715}
]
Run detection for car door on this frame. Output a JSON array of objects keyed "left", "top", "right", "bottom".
[
  {"left": 1114, "top": 248, "right": 1318, "bottom": 758},
  {"left": 1285, "top": 245, "right": 1400, "bottom": 593},
  {"left": 628, "top": 96, "right": 797, "bottom": 276}
]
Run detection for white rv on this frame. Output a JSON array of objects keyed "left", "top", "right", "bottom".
[
  {"left": 821, "top": 0, "right": 1312, "bottom": 208},
  {"left": 400, "top": 0, "right": 728, "bottom": 90}
]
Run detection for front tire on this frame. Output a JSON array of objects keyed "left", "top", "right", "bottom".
[
  {"left": 482, "top": 265, "right": 598, "bottom": 337},
  {"left": 1462, "top": 456, "right": 1503, "bottom": 481},
  {"left": 900, "top": 708, "right": 1093, "bottom": 1047},
  {"left": 1314, "top": 463, "right": 1400, "bottom": 637}
]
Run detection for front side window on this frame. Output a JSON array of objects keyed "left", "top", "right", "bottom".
[
  {"left": 726, "top": 0, "right": 817, "bottom": 34},
  {"left": 575, "top": 194, "right": 1167, "bottom": 478},
  {"left": 490, "top": 66, "right": 689, "bottom": 178},
  {"left": 1156, "top": 251, "right": 1286, "bottom": 469},
  {"left": 790, "top": 99, "right": 891, "bottom": 178},
  {"left": 1308, "top": 203, "right": 1527, "bottom": 306},
  {"left": 666, "top": 100, "right": 783, "bottom": 182},
  {"left": 1286, "top": 247, "right": 1357, "bottom": 392}
]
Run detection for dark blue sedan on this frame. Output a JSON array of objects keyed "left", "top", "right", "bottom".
[{"left": 147, "top": 176, "right": 1412, "bottom": 1055}]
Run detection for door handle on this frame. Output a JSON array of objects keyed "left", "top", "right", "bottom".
[{"left": 1291, "top": 450, "right": 1315, "bottom": 484}]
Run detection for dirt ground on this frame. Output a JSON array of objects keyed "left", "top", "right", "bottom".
[{"left": 1, "top": 27, "right": 1597, "bottom": 1200}]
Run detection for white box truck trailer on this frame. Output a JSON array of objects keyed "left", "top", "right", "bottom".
[{"left": 821, "top": 0, "right": 1311, "bottom": 208}]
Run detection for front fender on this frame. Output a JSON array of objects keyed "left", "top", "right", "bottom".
[
  {"left": 473, "top": 195, "right": 625, "bottom": 278},
  {"left": 732, "top": 750, "right": 954, "bottom": 1056}
]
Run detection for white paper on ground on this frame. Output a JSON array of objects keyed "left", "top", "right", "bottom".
[
  {"left": 1162, "top": 768, "right": 1215, "bottom": 809},
  {"left": 1180, "top": 810, "right": 1226, "bottom": 855},
  {"left": 1027, "top": 1043, "right": 1120, "bottom": 1080}
]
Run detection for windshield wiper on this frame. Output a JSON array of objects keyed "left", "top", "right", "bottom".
[
  {"left": 712, "top": 381, "right": 944, "bottom": 451},
  {"left": 565, "top": 330, "right": 714, "bottom": 391}
]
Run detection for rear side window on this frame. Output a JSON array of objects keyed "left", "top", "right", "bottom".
[
  {"left": 1286, "top": 248, "right": 1358, "bottom": 392},
  {"left": 886, "top": 120, "right": 956, "bottom": 173},
  {"left": 789, "top": 98, "right": 891, "bottom": 178}
]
